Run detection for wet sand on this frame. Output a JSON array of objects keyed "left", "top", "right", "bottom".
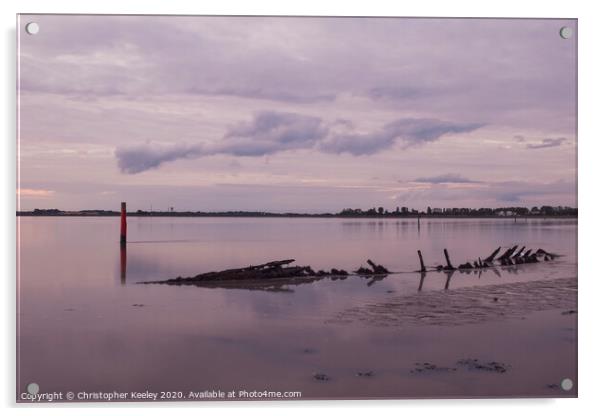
[
  {"left": 329, "top": 276, "right": 577, "bottom": 327},
  {"left": 303, "top": 276, "right": 578, "bottom": 399}
]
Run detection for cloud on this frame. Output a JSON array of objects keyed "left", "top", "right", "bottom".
[
  {"left": 116, "top": 114, "right": 484, "bottom": 173},
  {"left": 365, "top": 86, "right": 425, "bottom": 100},
  {"left": 489, "top": 180, "right": 574, "bottom": 202},
  {"left": 187, "top": 87, "right": 336, "bottom": 103},
  {"left": 115, "top": 142, "right": 204, "bottom": 174},
  {"left": 526, "top": 137, "right": 567, "bottom": 149},
  {"left": 16, "top": 188, "right": 55, "bottom": 197},
  {"left": 318, "top": 131, "right": 394, "bottom": 156},
  {"left": 319, "top": 118, "right": 484, "bottom": 155},
  {"left": 19, "top": 17, "right": 575, "bottom": 131},
  {"left": 217, "top": 111, "right": 329, "bottom": 156},
  {"left": 115, "top": 112, "right": 329, "bottom": 173},
  {"left": 413, "top": 174, "right": 480, "bottom": 184},
  {"left": 396, "top": 179, "right": 574, "bottom": 205},
  {"left": 18, "top": 16, "right": 577, "bottom": 211}
]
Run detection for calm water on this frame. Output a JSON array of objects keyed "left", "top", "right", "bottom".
[{"left": 17, "top": 217, "right": 577, "bottom": 400}]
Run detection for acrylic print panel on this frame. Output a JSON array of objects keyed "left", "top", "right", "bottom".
[{"left": 16, "top": 15, "right": 577, "bottom": 402}]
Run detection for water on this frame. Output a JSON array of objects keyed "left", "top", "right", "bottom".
[{"left": 17, "top": 217, "right": 577, "bottom": 400}]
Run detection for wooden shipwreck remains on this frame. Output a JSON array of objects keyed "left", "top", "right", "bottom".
[
  {"left": 355, "top": 259, "right": 390, "bottom": 275},
  {"left": 140, "top": 258, "right": 389, "bottom": 289},
  {"left": 421, "top": 244, "right": 559, "bottom": 275},
  {"left": 139, "top": 243, "right": 559, "bottom": 291},
  {"left": 142, "top": 259, "right": 316, "bottom": 286},
  {"left": 483, "top": 247, "right": 501, "bottom": 263}
]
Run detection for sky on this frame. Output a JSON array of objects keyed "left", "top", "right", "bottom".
[{"left": 17, "top": 15, "right": 577, "bottom": 213}]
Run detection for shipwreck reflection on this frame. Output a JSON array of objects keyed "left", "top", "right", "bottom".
[
  {"left": 444, "top": 270, "right": 455, "bottom": 290},
  {"left": 418, "top": 271, "right": 426, "bottom": 291}
]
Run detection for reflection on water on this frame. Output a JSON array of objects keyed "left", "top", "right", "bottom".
[
  {"left": 418, "top": 272, "right": 426, "bottom": 291},
  {"left": 111, "top": 216, "right": 576, "bottom": 291},
  {"left": 17, "top": 217, "right": 577, "bottom": 400},
  {"left": 120, "top": 245, "right": 126, "bottom": 286}
]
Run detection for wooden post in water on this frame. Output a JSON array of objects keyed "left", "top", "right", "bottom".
[
  {"left": 444, "top": 248, "right": 453, "bottom": 269},
  {"left": 417, "top": 250, "right": 426, "bottom": 273},
  {"left": 120, "top": 202, "right": 127, "bottom": 245}
]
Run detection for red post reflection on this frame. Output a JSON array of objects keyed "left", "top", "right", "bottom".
[{"left": 120, "top": 244, "right": 127, "bottom": 285}]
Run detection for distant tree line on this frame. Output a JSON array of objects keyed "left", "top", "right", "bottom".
[
  {"left": 338, "top": 205, "right": 577, "bottom": 217},
  {"left": 17, "top": 205, "right": 577, "bottom": 217}
]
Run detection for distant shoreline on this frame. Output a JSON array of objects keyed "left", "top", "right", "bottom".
[{"left": 15, "top": 211, "right": 578, "bottom": 219}]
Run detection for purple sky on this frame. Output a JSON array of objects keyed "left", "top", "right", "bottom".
[{"left": 17, "top": 15, "right": 577, "bottom": 212}]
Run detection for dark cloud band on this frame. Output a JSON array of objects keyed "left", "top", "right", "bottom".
[
  {"left": 526, "top": 137, "right": 567, "bottom": 149},
  {"left": 413, "top": 174, "right": 480, "bottom": 184},
  {"left": 115, "top": 112, "right": 484, "bottom": 174}
]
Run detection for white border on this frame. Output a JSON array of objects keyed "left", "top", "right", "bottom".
[{"left": 3, "top": 1, "right": 601, "bottom": 415}]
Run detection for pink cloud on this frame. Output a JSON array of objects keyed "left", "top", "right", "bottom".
[{"left": 17, "top": 188, "right": 55, "bottom": 198}]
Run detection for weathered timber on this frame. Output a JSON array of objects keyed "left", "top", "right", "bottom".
[
  {"left": 484, "top": 247, "right": 501, "bottom": 263},
  {"left": 536, "top": 248, "right": 558, "bottom": 259},
  {"left": 142, "top": 259, "right": 322, "bottom": 286},
  {"left": 417, "top": 250, "right": 426, "bottom": 273},
  {"left": 140, "top": 243, "right": 559, "bottom": 290},
  {"left": 443, "top": 248, "right": 455, "bottom": 270},
  {"left": 512, "top": 246, "right": 526, "bottom": 259},
  {"left": 455, "top": 243, "right": 562, "bottom": 272},
  {"left": 355, "top": 259, "right": 390, "bottom": 275},
  {"left": 248, "top": 259, "right": 295, "bottom": 270},
  {"left": 366, "top": 259, "right": 390, "bottom": 274},
  {"left": 499, "top": 245, "right": 519, "bottom": 261},
  {"left": 500, "top": 257, "right": 512, "bottom": 266},
  {"left": 356, "top": 266, "right": 373, "bottom": 275}
]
